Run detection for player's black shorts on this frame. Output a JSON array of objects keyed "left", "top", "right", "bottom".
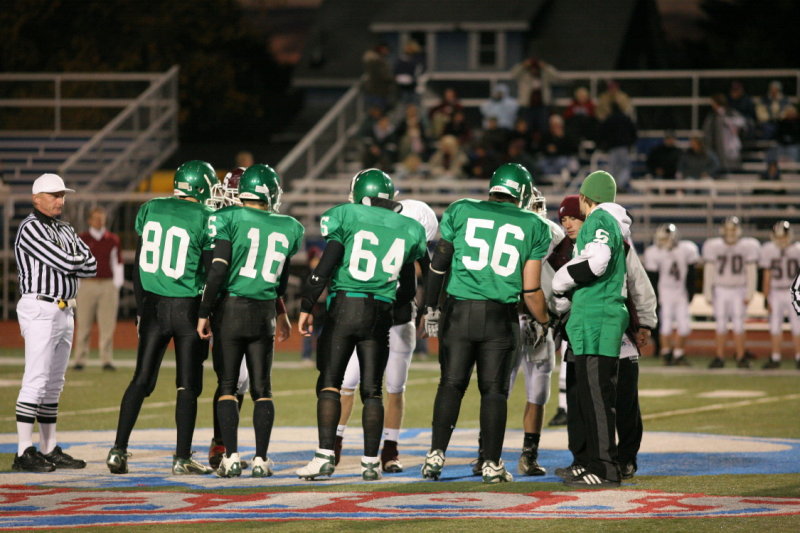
[
  {"left": 316, "top": 292, "right": 394, "bottom": 399},
  {"left": 132, "top": 291, "right": 208, "bottom": 395},
  {"left": 438, "top": 297, "right": 519, "bottom": 396},
  {"left": 212, "top": 295, "right": 277, "bottom": 399}
]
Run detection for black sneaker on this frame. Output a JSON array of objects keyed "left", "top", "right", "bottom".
[
  {"left": 548, "top": 407, "right": 568, "bottom": 426},
  {"left": 762, "top": 360, "right": 781, "bottom": 370},
  {"left": 334, "top": 435, "right": 343, "bottom": 466},
  {"left": 102, "top": 363, "right": 116, "bottom": 371},
  {"left": 620, "top": 461, "right": 637, "bottom": 479},
  {"left": 661, "top": 352, "right": 673, "bottom": 365},
  {"left": 555, "top": 464, "right": 585, "bottom": 481},
  {"left": 565, "top": 470, "right": 620, "bottom": 488},
  {"left": 13, "top": 446, "right": 55, "bottom": 472},
  {"left": 471, "top": 455, "right": 485, "bottom": 476},
  {"left": 736, "top": 358, "right": 751, "bottom": 369},
  {"left": 669, "top": 355, "right": 691, "bottom": 366},
  {"left": 43, "top": 446, "right": 86, "bottom": 469},
  {"left": 73, "top": 363, "right": 84, "bottom": 371},
  {"left": 708, "top": 357, "right": 725, "bottom": 369},
  {"left": 518, "top": 447, "right": 546, "bottom": 476}
]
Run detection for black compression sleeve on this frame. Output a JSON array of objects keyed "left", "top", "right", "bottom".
[
  {"left": 277, "top": 261, "right": 291, "bottom": 298},
  {"left": 133, "top": 237, "right": 144, "bottom": 315},
  {"left": 424, "top": 240, "right": 454, "bottom": 309},
  {"left": 300, "top": 240, "right": 345, "bottom": 313},
  {"left": 567, "top": 260, "right": 599, "bottom": 285},
  {"left": 396, "top": 261, "right": 417, "bottom": 307},
  {"left": 198, "top": 240, "right": 232, "bottom": 319},
  {"left": 202, "top": 249, "right": 213, "bottom": 276}
]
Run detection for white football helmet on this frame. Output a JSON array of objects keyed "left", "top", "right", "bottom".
[
  {"left": 655, "top": 223, "right": 678, "bottom": 250},
  {"left": 530, "top": 187, "right": 547, "bottom": 217},
  {"left": 721, "top": 216, "right": 742, "bottom": 245},
  {"left": 771, "top": 220, "right": 792, "bottom": 249}
]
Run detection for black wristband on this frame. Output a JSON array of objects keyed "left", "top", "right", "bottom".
[{"left": 523, "top": 287, "right": 541, "bottom": 294}]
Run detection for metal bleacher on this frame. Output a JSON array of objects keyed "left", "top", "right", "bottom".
[{"left": 278, "top": 67, "right": 800, "bottom": 248}]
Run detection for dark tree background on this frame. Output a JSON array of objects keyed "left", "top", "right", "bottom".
[
  {"left": 0, "top": 0, "right": 301, "bottom": 142},
  {"left": 688, "top": 0, "right": 800, "bottom": 68}
]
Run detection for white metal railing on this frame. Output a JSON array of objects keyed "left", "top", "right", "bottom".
[
  {"left": 420, "top": 67, "right": 800, "bottom": 132},
  {"left": 0, "top": 67, "right": 179, "bottom": 191}
]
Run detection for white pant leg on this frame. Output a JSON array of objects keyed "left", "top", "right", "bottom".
[
  {"left": 521, "top": 334, "right": 555, "bottom": 405},
  {"left": 17, "top": 296, "right": 73, "bottom": 405},
  {"left": 713, "top": 286, "right": 747, "bottom": 334},
  {"left": 385, "top": 322, "right": 416, "bottom": 394},
  {"left": 340, "top": 350, "right": 361, "bottom": 391},
  {"left": 236, "top": 358, "right": 250, "bottom": 396}
]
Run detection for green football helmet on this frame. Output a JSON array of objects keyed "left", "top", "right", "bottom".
[
  {"left": 349, "top": 168, "right": 395, "bottom": 204},
  {"left": 488, "top": 163, "right": 534, "bottom": 209},
  {"left": 174, "top": 160, "right": 217, "bottom": 204},
  {"left": 238, "top": 164, "right": 283, "bottom": 212}
]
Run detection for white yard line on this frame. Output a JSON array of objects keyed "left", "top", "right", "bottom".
[{"left": 642, "top": 392, "right": 800, "bottom": 421}]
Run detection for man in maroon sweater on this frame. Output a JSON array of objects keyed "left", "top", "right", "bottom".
[{"left": 73, "top": 207, "right": 123, "bottom": 371}]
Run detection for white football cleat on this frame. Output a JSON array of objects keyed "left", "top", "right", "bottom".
[
  {"left": 216, "top": 452, "right": 242, "bottom": 478},
  {"left": 420, "top": 449, "right": 445, "bottom": 480},
  {"left": 482, "top": 459, "right": 513, "bottom": 483},
  {"left": 251, "top": 456, "right": 274, "bottom": 478},
  {"left": 296, "top": 450, "right": 335, "bottom": 480}
]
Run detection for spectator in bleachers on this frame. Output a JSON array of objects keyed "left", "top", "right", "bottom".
[
  {"left": 480, "top": 83, "right": 518, "bottom": 130},
  {"left": 395, "top": 104, "right": 430, "bottom": 161},
  {"left": 368, "top": 114, "right": 398, "bottom": 162},
  {"left": 597, "top": 102, "right": 638, "bottom": 192},
  {"left": 477, "top": 116, "right": 511, "bottom": 157},
  {"left": 563, "top": 86, "right": 598, "bottom": 142},
  {"left": 509, "top": 117, "right": 536, "bottom": 155},
  {"left": 510, "top": 57, "right": 555, "bottom": 135},
  {"left": 535, "top": 114, "right": 579, "bottom": 177},
  {"left": 646, "top": 130, "right": 682, "bottom": 179},
  {"left": 756, "top": 80, "right": 791, "bottom": 140},
  {"left": 428, "top": 134, "right": 468, "bottom": 180},
  {"left": 362, "top": 142, "right": 393, "bottom": 172},
  {"left": 677, "top": 136, "right": 719, "bottom": 180},
  {"left": 504, "top": 139, "right": 540, "bottom": 183},
  {"left": 428, "top": 87, "right": 463, "bottom": 139},
  {"left": 703, "top": 93, "right": 745, "bottom": 173},
  {"left": 395, "top": 153, "right": 430, "bottom": 183},
  {"left": 596, "top": 80, "right": 634, "bottom": 121},
  {"left": 393, "top": 40, "right": 425, "bottom": 106},
  {"left": 442, "top": 109, "right": 472, "bottom": 147},
  {"left": 464, "top": 142, "right": 501, "bottom": 180},
  {"left": 362, "top": 42, "right": 394, "bottom": 110},
  {"left": 235, "top": 150, "right": 254, "bottom": 168},
  {"left": 775, "top": 105, "right": 800, "bottom": 163},
  {"left": 359, "top": 105, "right": 386, "bottom": 139},
  {"left": 728, "top": 81, "right": 757, "bottom": 139}
]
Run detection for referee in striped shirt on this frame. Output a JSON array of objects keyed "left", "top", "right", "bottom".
[{"left": 12, "top": 173, "right": 97, "bottom": 472}]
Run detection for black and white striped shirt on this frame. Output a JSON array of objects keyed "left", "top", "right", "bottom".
[
  {"left": 792, "top": 270, "right": 800, "bottom": 316},
  {"left": 15, "top": 210, "right": 97, "bottom": 299}
]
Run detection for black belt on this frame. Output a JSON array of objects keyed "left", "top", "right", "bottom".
[{"left": 36, "top": 295, "right": 69, "bottom": 309}]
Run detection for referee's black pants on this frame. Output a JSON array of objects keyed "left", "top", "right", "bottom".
[
  {"left": 572, "top": 353, "right": 620, "bottom": 482},
  {"left": 432, "top": 298, "right": 518, "bottom": 463}
]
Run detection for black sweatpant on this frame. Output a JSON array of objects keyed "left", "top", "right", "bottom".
[
  {"left": 616, "top": 356, "right": 642, "bottom": 468},
  {"left": 572, "top": 353, "right": 620, "bottom": 482}
]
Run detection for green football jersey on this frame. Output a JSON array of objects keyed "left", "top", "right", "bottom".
[
  {"left": 135, "top": 197, "right": 213, "bottom": 298},
  {"left": 321, "top": 203, "right": 427, "bottom": 301},
  {"left": 441, "top": 199, "right": 551, "bottom": 303},
  {"left": 210, "top": 205, "right": 305, "bottom": 300},
  {"left": 566, "top": 208, "right": 629, "bottom": 357}
]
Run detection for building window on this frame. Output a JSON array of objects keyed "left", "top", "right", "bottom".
[{"left": 478, "top": 32, "right": 497, "bottom": 66}]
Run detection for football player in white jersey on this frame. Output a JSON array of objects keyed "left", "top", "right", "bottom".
[
  {"left": 334, "top": 198, "right": 438, "bottom": 473},
  {"left": 759, "top": 221, "right": 800, "bottom": 369},
  {"left": 506, "top": 188, "right": 564, "bottom": 476},
  {"left": 701, "top": 216, "right": 760, "bottom": 368},
  {"left": 643, "top": 224, "right": 700, "bottom": 365}
]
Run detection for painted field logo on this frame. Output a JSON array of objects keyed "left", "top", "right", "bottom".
[{"left": 1, "top": 486, "right": 800, "bottom": 529}]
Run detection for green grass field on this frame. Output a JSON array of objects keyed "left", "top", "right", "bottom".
[{"left": 2, "top": 347, "right": 799, "bottom": 531}]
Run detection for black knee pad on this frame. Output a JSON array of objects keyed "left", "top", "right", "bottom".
[
  {"left": 176, "top": 387, "right": 199, "bottom": 400},
  {"left": 478, "top": 379, "right": 509, "bottom": 397},
  {"left": 359, "top": 385, "right": 383, "bottom": 403},
  {"left": 439, "top": 379, "right": 469, "bottom": 398},
  {"left": 128, "top": 382, "right": 153, "bottom": 399}
]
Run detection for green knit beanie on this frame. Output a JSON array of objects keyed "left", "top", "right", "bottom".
[{"left": 579, "top": 171, "right": 617, "bottom": 204}]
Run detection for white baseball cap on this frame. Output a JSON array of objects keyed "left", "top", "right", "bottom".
[{"left": 32, "top": 173, "right": 75, "bottom": 194}]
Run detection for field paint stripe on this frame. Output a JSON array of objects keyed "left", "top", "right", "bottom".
[
  {"left": 642, "top": 393, "right": 800, "bottom": 421},
  {"left": 0, "top": 378, "right": 442, "bottom": 422}
]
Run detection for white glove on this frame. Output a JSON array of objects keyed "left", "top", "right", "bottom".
[
  {"left": 520, "top": 315, "right": 547, "bottom": 351},
  {"left": 553, "top": 293, "right": 572, "bottom": 316},
  {"left": 423, "top": 307, "right": 441, "bottom": 338}
]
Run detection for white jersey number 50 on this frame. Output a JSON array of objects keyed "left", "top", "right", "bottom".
[{"left": 462, "top": 217, "right": 524, "bottom": 277}]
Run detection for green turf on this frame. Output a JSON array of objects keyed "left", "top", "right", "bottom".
[{"left": 2, "top": 347, "right": 799, "bottom": 531}]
